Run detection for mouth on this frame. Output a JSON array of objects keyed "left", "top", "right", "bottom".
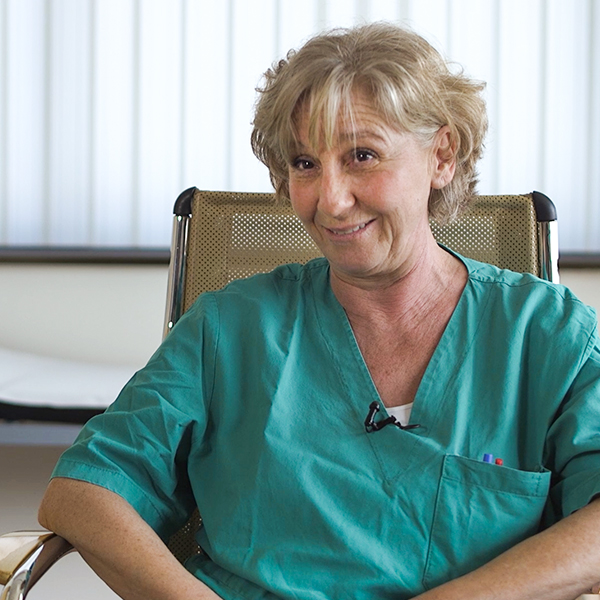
[{"left": 326, "top": 220, "right": 374, "bottom": 236}]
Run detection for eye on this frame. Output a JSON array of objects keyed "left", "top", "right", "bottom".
[
  {"left": 291, "top": 157, "right": 315, "bottom": 171},
  {"left": 351, "top": 148, "right": 376, "bottom": 163}
]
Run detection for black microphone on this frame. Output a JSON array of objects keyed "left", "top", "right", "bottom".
[{"left": 364, "top": 401, "right": 421, "bottom": 433}]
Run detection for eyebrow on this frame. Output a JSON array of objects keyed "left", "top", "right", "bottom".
[
  {"left": 336, "top": 129, "right": 388, "bottom": 143},
  {"left": 293, "top": 129, "right": 389, "bottom": 153}
]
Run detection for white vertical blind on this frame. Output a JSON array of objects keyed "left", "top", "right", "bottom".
[
  {"left": 3, "top": 0, "right": 47, "bottom": 245},
  {"left": 92, "top": 0, "right": 136, "bottom": 246},
  {"left": 48, "top": 0, "right": 93, "bottom": 245},
  {"left": 590, "top": 0, "right": 600, "bottom": 249},
  {"left": 543, "top": 0, "right": 593, "bottom": 252},
  {"left": 1, "top": 0, "right": 599, "bottom": 252},
  {"left": 495, "top": 0, "right": 543, "bottom": 199}
]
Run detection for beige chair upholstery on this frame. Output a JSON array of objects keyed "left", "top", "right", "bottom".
[{"left": 1, "top": 188, "right": 561, "bottom": 600}]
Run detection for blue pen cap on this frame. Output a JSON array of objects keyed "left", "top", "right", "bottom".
[{"left": 483, "top": 453, "right": 494, "bottom": 463}]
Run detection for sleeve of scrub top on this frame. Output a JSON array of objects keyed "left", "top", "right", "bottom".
[
  {"left": 51, "top": 292, "right": 219, "bottom": 542},
  {"left": 545, "top": 327, "right": 600, "bottom": 519}
]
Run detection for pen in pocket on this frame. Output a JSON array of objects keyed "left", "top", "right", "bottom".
[{"left": 482, "top": 453, "right": 503, "bottom": 465}]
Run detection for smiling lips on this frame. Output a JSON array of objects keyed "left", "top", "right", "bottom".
[{"left": 325, "top": 220, "right": 374, "bottom": 236}]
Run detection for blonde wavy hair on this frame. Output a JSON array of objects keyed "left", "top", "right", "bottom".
[{"left": 251, "top": 22, "right": 488, "bottom": 223}]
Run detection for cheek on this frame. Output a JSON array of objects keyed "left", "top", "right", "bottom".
[{"left": 288, "top": 181, "right": 315, "bottom": 223}]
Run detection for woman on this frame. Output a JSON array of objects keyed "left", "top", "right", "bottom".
[{"left": 39, "top": 23, "right": 600, "bottom": 600}]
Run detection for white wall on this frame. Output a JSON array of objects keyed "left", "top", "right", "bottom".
[
  {"left": 560, "top": 269, "right": 600, "bottom": 316},
  {"left": 0, "top": 263, "right": 168, "bottom": 366}
]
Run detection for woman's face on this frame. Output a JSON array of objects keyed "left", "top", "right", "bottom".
[{"left": 287, "top": 93, "right": 455, "bottom": 287}]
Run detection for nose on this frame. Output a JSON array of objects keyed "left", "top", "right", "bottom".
[{"left": 317, "top": 164, "right": 355, "bottom": 218}]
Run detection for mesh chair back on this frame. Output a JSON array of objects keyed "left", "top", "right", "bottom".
[
  {"left": 167, "top": 510, "right": 203, "bottom": 564},
  {"left": 430, "top": 194, "right": 540, "bottom": 275},
  {"left": 180, "top": 190, "right": 542, "bottom": 314},
  {"left": 182, "top": 190, "right": 321, "bottom": 313}
]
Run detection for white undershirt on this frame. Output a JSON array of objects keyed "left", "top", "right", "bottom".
[{"left": 386, "top": 402, "right": 414, "bottom": 427}]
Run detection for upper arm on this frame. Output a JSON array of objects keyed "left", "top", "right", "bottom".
[
  {"left": 546, "top": 337, "right": 600, "bottom": 519},
  {"left": 46, "top": 293, "right": 220, "bottom": 541},
  {"left": 39, "top": 477, "right": 142, "bottom": 538}
]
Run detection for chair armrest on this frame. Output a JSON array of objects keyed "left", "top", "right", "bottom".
[{"left": 0, "top": 531, "right": 74, "bottom": 600}]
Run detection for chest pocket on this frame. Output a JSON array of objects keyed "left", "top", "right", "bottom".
[{"left": 423, "top": 454, "right": 551, "bottom": 590}]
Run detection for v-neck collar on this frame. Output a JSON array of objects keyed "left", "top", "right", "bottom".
[{"left": 309, "top": 250, "right": 492, "bottom": 481}]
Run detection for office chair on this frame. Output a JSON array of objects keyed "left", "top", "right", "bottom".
[{"left": 0, "top": 188, "right": 562, "bottom": 600}]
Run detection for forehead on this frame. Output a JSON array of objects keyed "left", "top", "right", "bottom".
[{"left": 293, "top": 90, "right": 396, "bottom": 149}]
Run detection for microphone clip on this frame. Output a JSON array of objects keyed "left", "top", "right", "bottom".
[{"left": 364, "top": 401, "right": 421, "bottom": 433}]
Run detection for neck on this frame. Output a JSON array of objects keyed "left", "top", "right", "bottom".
[{"left": 330, "top": 241, "right": 466, "bottom": 325}]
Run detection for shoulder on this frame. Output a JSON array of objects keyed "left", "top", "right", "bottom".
[
  {"left": 168, "top": 259, "right": 331, "bottom": 367},
  {"left": 463, "top": 258, "right": 596, "bottom": 323},
  {"left": 206, "top": 257, "right": 328, "bottom": 306},
  {"left": 181, "top": 257, "right": 330, "bottom": 328},
  {"left": 458, "top": 256, "right": 598, "bottom": 370}
]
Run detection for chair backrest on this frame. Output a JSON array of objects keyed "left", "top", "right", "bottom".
[{"left": 164, "top": 189, "right": 558, "bottom": 337}]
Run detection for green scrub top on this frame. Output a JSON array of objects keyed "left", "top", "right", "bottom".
[{"left": 53, "top": 254, "right": 600, "bottom": 600}]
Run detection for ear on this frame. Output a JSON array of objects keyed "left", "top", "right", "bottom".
[{"left": 430, "top": 125, "right": 457, "bottom": 190}]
